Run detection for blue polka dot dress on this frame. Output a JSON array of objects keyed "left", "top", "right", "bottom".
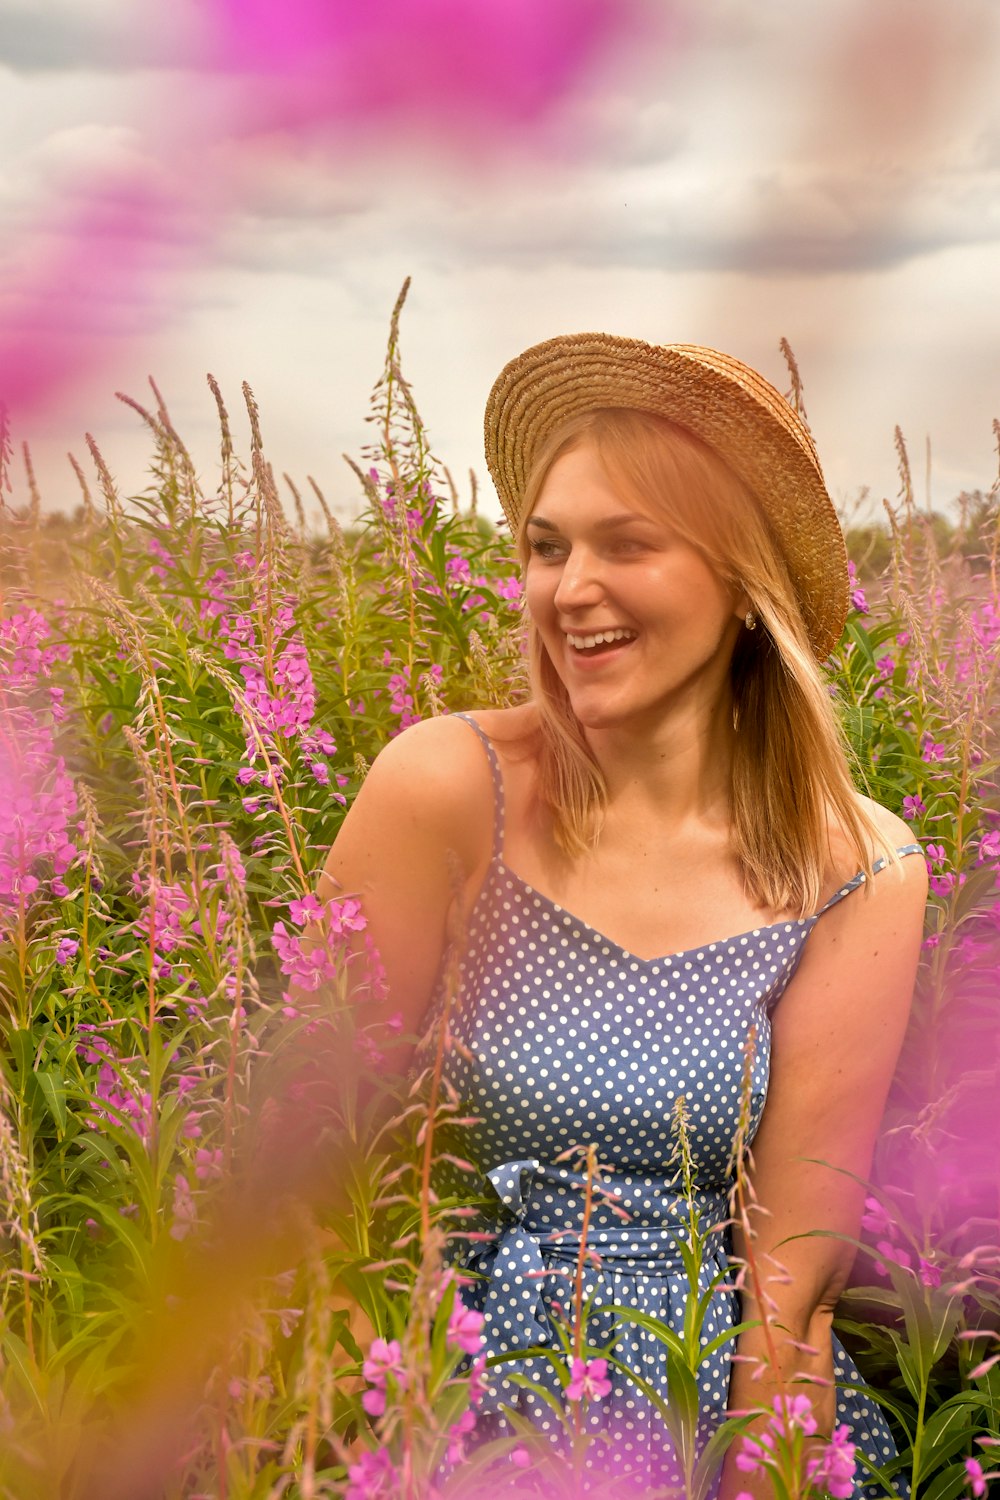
[{"left": 431, "top": 714, "right": 921, "bottom": 1494}]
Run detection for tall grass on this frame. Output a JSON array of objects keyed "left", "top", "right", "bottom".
[{"left": 1, "top": 290, "right": 998, "bottom": 1498}]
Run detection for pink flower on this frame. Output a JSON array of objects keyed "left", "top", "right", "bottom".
[
  {"left": 874, "top": 1240, "right": 913, "bottom": 1277},
  {"left": 288, "top": 892, "right": 324, "bottom": 926},
  {"left": 807, "top": 1425, "right": 857, "bottom": 1499},
  {"left": 921, "top": 736, "right": 947, "bottom": 763},
  {"left": 565, "top": 1356, "right": 611, "bottom": 1402},
  {"left": 345, "top": 1449, "right": 396, "bottom": 1500},
  {"left": 966, "top": 1458, "right": 987, "bottom": 1498},
  {"left": 902, "top": 794, "right": 926, "bottom": 819},
  {"left": 770, "top": 1393, "right": 817, "bottom": 1438},
  {"left": 195, "top": 1148, "right": 224, "bottom": 1182},
  {"left": 169, "top": 1174, "right": 196, "bottom": 1241},
  {"left": 361, "top": 1384, "right": 386, "bottom": 1416},
  {"left": 977, "top": 829, "right": 1000, "bottom": 864},
  {"left": 847, "top": 562, "right": 868, "bottom": 614},
  {"left": 362, "top": 1337, "right": 405, "bottom": 1387},
  {"left": 55, "top": 936, "right": 79, "bottom": 965},
  {"left": 735, "top": 1431, "right": 774, "bottom": 1473},
  {"left": 467, "top": 1354, "right": 489, "bottom": 1405},
  {"left": 860, "top": 1195, "right": 896, "bottom": 1239},
  {"left": 448, "top": 1301, "right": 485, "bottom": 1356},
  {"left": 917, "top": 1257, "right": 942, "bottom": 1288},
  {"left": 325, "top": 896, "right": 367, "bottom": 935},
  {"left": 361, "top": 1336, "right": 406, "bottom": 1415},
  {"left": 446, "top": 1408, "right": 476, "bottom": 1464}
]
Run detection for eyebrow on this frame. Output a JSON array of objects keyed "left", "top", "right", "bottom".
[{"left": 525, "top": 512, "right": 650, "bottom": 533}]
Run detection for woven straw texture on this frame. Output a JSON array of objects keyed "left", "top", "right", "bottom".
[{"left": 484, "top": 333, "right": 849, "bottom": 660}]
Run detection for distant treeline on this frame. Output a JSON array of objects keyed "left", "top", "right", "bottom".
[{"left": 5, "top": 487, "right": 999, "bottom": 584}]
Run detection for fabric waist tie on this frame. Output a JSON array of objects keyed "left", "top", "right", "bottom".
[{"left": 463, "top": 1159, "right": 731, "bottom": 1416}]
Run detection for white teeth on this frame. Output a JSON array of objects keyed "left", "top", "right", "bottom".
[{"left": 567, "top": 628, "right": 637, "bottom": 650}]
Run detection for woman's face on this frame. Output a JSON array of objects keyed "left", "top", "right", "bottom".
[{"left": 523, "top": 441, "right": 745, "bottom": 732}]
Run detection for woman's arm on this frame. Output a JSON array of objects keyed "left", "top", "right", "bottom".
[
  {"left": 300, "top": 714, "right": 495, "bottom": 1062},
  {"left": 720, "top": 825, "right": 927, "bottom": 1498}
]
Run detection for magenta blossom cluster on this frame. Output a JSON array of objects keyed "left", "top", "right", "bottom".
[
  {"left": 361, "top": 1338, "right": 406, "bottom": 1417},
  {"left": 345, "top": 1449, "right": 396, "bottom": 1500},
  {"left": 966, "top": 1449, "right": 1000, "bottom": 1497},
  {"left": 861, "top": 1195, "right": 941, "bottom": 1287},
  {"left": 735, "top": 1394, "right": 856, "bottom": 1499},
  {"left": 0, "top": 719, "right": 79, "bottom": 926},
  {"left": 203, "top": 569, "right": 341, "bottom": 793},
  {"left": 76, "top": 1024, "right": 156, "bottom": 1145},
  {"left": 131, "top": 874, "right": 229, "bottom": 982},
  {"left": 271, "top": 894, "right": 367, "bottom": 991},
  {"left": 806, "top": 1425, "right": 857, "bottom": 1498},
  {"left": 352, "top": 1298, "right": 487, "bottom": 1492},
  {"left": 1, "top": 607, "right": 71, "bottom": 693},
  {"left": 127, "top": 872, "right": 240, "bottom": 1015},
  {"left": 1, "top": 610, "right": 80, "bottom": 927},
  {"left": 847, "top": 561, "right": 868, "bottom": 615}
]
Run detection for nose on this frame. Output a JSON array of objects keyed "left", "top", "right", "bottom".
[{"left": 552, "top": 544, "right": 606, "bottom": 613}]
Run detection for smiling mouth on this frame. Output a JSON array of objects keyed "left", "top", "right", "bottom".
[
  {"left": 566, "top": 628, "right": 638, "bottom": 655},
  {"left": 566, "top": 630, "right": 638, "bottom": 660}
]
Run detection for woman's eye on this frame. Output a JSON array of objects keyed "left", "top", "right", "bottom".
[{"left": 527, "top": 538, "right": 565, "bottom": 560}]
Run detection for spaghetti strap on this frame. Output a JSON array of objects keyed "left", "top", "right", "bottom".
[
  {"left": 815, "top": 841, "right": 924, "bottom": 916},
  {"left": 453, "top": 713, "right": 505, "bottom": 862}
]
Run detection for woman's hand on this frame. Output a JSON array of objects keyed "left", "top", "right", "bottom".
[{"left": 721, "top": 814, "right": 927, "bottom": 1497}]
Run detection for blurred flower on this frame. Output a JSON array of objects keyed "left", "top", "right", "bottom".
[
  {"left": 361, "top": 1337, "right": 406, "bottom": 1417},
  {"left": 447, "top": 1301, "right": 485, "bottom": 1356},
  {"left": 565, "top": 1356, "right": 611, "bottom": 1402},
  {"left": 966, "top": 1458, "right": 987, "bottom": 1498},
  {"left": 55, "top": 936, "right": 79, "bottom": 965},
  {"left": 807, "top": 1424, "right": 857, "bottom": 1499},
  {"left": 860, "top": 1195, "right": 896, "bottom": 1238},
  {"left": 847, "top": 561, "right": 868, "bottom": 614},
  {"left": 169, "top": 1174, "right": 196, "bottom": 1241},
  {"left": 446, "top": 1408, "right": 476, "bottom": 1465},
  {"left": 346, "top": 1448, "right": 397, "bottom": 1500}
]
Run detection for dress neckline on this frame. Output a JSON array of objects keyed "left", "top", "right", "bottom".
[{"left": 494, "top": 857, "right": 815, "bottom": 969}]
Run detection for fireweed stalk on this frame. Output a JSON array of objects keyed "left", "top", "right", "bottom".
[{"left": 723, "top": 1029, "right": 861, "bottom": 1500}]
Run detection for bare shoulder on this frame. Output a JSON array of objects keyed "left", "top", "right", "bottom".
[
  {"left": 357, "top": 713, "right": 496, "bottom": 859},
  {"left": 854, "top": 792, "right": 919, "bottom": 852},
  {"left": 826, "top": 792, "right": 928, "bottom": 925},
  {"left": 464, "top": 701, "right": 541, "bottom": 757}
]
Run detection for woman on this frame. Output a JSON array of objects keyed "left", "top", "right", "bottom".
[{"left": 321, "top": 336, "right": 927, "bottom": 1495}]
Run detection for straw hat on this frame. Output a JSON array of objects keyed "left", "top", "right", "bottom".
[{"left": 484, "top": 333, "right": 849, "bottom": 661}]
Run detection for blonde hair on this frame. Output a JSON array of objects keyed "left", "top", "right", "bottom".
[{"left": 516, "top": 408, "right": 889, "bottom": 917}]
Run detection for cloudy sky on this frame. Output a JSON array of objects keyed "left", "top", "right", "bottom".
[{"left": 2, "top": 0, "right": 999, "bottom": 527}]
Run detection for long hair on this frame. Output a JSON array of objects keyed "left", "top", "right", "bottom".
[{"left": 515, "top": 407, "right": 890, "bottom": 916}]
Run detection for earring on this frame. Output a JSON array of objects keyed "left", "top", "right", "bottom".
[{"left": 744, "top": 610, "right": 757, "bottom": 631}]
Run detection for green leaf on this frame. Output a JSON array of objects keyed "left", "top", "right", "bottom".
[
  {"left": 35, "top": 1066, "right": 68, "bottom": 1135},
  {"left": 918, "top": 1460, "right": 982, "bottom": 1500}
]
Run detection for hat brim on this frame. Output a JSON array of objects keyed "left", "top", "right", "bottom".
[{"left": 484, "top": 333, "right": 848, "bottom": 661}]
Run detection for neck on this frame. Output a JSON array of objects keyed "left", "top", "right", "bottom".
[{"left": 583, "top": 689, "right": 737, "bottom": 831}]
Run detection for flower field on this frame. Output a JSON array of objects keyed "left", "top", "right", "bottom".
[{"left": 1, "top": 294, "right": 999, "bottom": 1499}]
